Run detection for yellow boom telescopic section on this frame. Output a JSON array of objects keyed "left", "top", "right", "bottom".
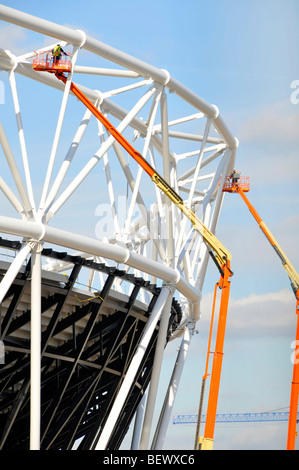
[
  {"left": 55, "top": 72, "right": 231, "bottom": 269},
  {"left": 151, "top": 173, "right": 231, "bottom": 267}
]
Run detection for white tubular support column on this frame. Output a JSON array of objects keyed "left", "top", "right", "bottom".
[
  {"left": 175, "top": 117, "right": 212, "bottom": 262},
  {"left": 208, "top": 150, "right": 231, "bottom": 233},
  {"left": 0, "top": 242, "right": 34, "bottom": 304},
  {"left": 30, "top": 242, "right": 42, "bottom": 450},
  {"left": 151, "top": 324, "right": 192, "bottom": 450},
  {"left": 0, "top": 175, "right": 25, "bottom": 215},
  {"left": 160, "top": 89, "right": 175, "bottom": 268},
  {"left": 97, "top": 120, "right": 120, "bottom": 237},
  {"left": 131, "top": 389, "right": 148, "bottom": 450},
  {"left": 124, "top": 86, "right": 162, "bottom": 235},
  {"left": 94, "top": 285, "right": 171, "bottom": 450},
  {"left": 112, "top": 141, "right": 167, "bottom": 263},
  {"left": 39, "top": 46, "right": 79, "bottom": 213},
  {"left": 73, "top": 65, "right": 140, "bottom": 78},
  {"left": 0, "top": 121, "right": 32, "bottom": 215},
  {"left": 8, "top": 70, "right": 36, "bottom": 213},
  {"left": 44, "top": 107, "right": 93, "bottom": 211},
  {"left": 139, "top": 285, "right": 174, "bottom": 450}
]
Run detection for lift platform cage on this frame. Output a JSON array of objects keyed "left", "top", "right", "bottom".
[
  {"left": 222, "top": 176, "right": 250, "bottom": 192},
  {"left": 33, "top": 51, "right": 72, "bottom": 73}
]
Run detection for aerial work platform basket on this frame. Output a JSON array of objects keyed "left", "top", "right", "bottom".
[
  {"left": 222, "top": 176, "right": 250, "bottom": 193},
  {"left": 32, "top": 51, "right": 72, "bottom": 73}
]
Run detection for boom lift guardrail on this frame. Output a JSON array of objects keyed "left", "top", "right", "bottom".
[
  {"left": 223, "top": 174, "right": 299, "bottom": 450},
  {"left": 32, "top": 53, "right": 233, "bottom": 450}
]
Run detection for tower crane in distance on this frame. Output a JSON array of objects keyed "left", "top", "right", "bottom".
[{"left": 173, "top": 411, "right": 298, "bottom": 425}]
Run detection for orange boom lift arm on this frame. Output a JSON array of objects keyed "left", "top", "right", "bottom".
[
  {"left": 33, "top": 54, "right": 233, "bottom": 450},
  {"left": 223, "top": 175, "right": 299, "bottom": 450}
]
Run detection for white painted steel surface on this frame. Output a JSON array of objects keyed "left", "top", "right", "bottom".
[{"left": 0, "top": 5, "right": 238, "bottom": 450}]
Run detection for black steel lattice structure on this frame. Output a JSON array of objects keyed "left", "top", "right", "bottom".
[{"left": 0, "top": 239, "right": 182, "bottom": 450}]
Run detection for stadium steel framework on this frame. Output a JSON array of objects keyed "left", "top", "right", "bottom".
[{"left": 0, "top": 5, "right": 239, "bottom": 450}]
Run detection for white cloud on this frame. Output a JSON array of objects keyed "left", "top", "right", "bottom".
[
  {"left": 199, "top": 288, "right": 294, "bottom": 339},
  {"left": 0, "top": 24, "right": 30, "bottom": 55},
  {"left": 231, "top": 100, "right": 299, "bottom": 187},
  {"left": 228, "top": 290, "right": 294, "bottom": 337},
  {"left": 0, "top": 23, "right": 58, "bottom": 57},
  {"left": 239, "top": 100, "right": 299, "bottom": 144}
]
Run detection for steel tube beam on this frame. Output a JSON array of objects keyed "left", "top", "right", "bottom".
[
  {"left": 0, "top": 175, "right": 24, "bottom": 215},
  {"left": 39, "top": 56, "right": 76, "bottom": 212},
  {"left": 139, "top": 287, "right": 174, "bottom": 450},
  {"left": 0, "top": 215, "right": 201, "bottom": 306},
  {"left": 131, "top": 390, "right": 147, "bottom": 450},
  {"left": 30, "top": 243, "right": 42, "bottom": 450},
  {"left": 44, "top": 107, "right": 93, "bottom": 211},
  {"left": 0, "top": 5, "right": 238, "bottom": 150},
  {"left": 73, "top": 65, "right": 140, "bottom": 78},
  {"left": 0, "top": 242, "right": 33, "bottom": 304},
  {"left": 151, "top": 324, "right": 192, "bottom": 449},
  {"left": 0, "top": 121, "right": 32, "bottom": 215},
  {"left": 9, "top": 70, "right": 35, "bottom": 211},
  {"left": 94, "top": 285, "right": 171, "bottom": 450},
  {"left": 0, "top": 4, "right": 85, "bottom": 46}
]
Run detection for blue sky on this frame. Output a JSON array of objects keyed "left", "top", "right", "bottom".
[{"left": 0, "top": 0, "right": 298, "bottom": 450}]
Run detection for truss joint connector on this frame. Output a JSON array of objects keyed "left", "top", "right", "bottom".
[
  {"left": 161, "top": 68, "right": 171, "bottom": 86},
  {"left": 76, "top": 29, "right": 87, "bottom": 48},
  {"left": 162, "top": 281, "right": 175, "bottom": 293}
]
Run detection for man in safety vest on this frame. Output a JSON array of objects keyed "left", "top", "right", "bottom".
[
  {"left": 52, "top": 44, "right": 67, "bottom": 64},
  {"left": 230, "top": 169, "right": 240, "bottom": 185}
]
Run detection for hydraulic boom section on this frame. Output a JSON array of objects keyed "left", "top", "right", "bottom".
[{"left": 223, "top": 172, "right": 299, "bottom": 450}]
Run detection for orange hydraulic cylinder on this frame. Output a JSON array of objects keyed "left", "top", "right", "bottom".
[
  {"left": 287, "top": 296, "right": 299, "bottom": 450},
  {"left": 203, "top": 282, "right": 219, "bottom": 382},
  {"left": 203, "top": 262, "right": 232, "bottom": 442}
]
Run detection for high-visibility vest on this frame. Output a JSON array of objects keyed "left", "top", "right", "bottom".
[{"left": 52, "top": 46, "right": 61, "bottom": 56}]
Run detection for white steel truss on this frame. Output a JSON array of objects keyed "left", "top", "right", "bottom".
[{"left": 0, "top": 5, "right": 238, "bottom": 450}]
